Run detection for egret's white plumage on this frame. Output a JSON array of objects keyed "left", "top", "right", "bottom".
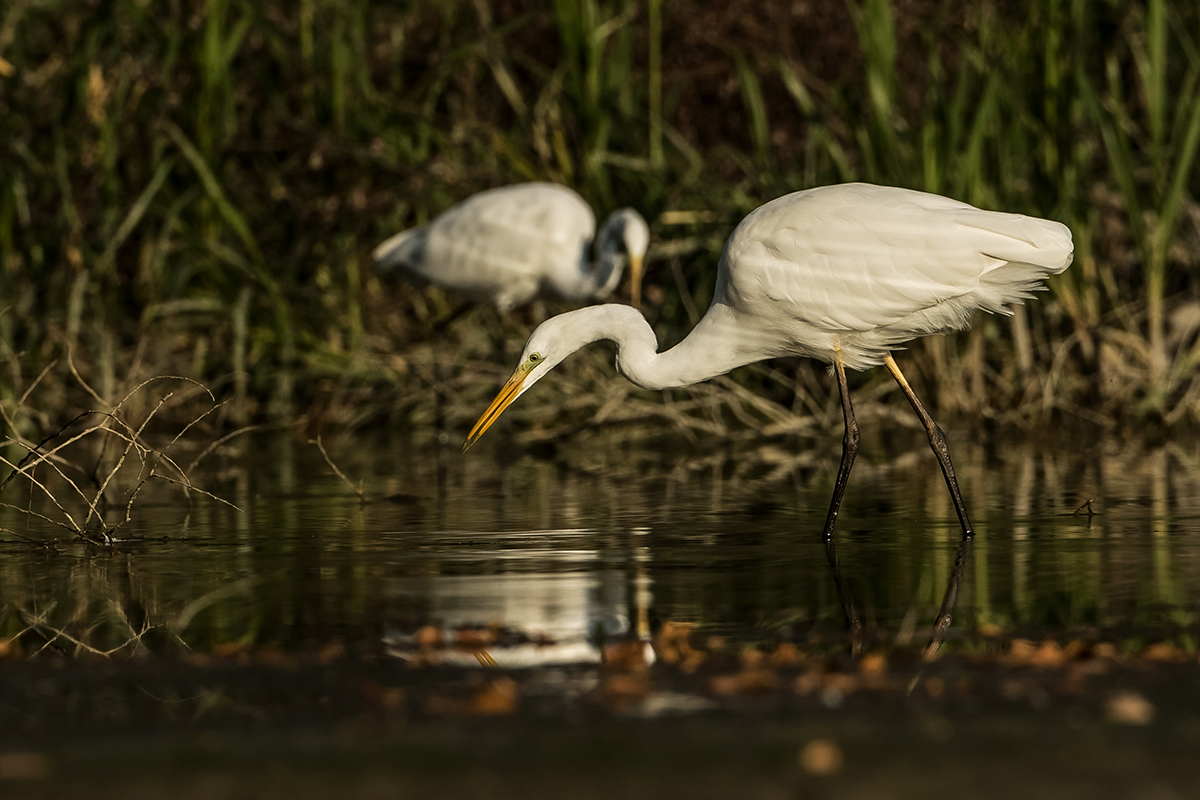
[
  {"left": 463, "top": 182, "right": 1074, "bottom": 541},
  {"left": 373, "top": 182, "right": 650, "bottom": 312}
]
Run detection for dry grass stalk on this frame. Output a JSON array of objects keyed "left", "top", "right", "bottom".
[{"left": 0, "top": 372, "right": 241, "bottom": 545}]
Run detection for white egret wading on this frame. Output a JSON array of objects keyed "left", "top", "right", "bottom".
[
  {"left": 463, "top": 183, "right": 1074, "bottom": 540},
  {"left": 373, "top": 182, "right": 650, "bottom": 311}
]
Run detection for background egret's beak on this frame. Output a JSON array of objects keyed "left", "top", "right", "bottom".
[
  {"left": 462, "top": 369, "right": 528, "bottom": 452},
  {"left": 629, "top": 254, "right": 644, "bottom": 310}
]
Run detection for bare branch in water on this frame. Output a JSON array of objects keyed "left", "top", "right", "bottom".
[{"left": 310, "top": 435, "right": 366, "bottom": 503}]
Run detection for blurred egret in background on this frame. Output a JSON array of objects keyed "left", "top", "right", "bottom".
[
  {"left": 374, "top": 182, "right": 650, "bottom": 312},
  {"left": 462, "top": 183, "right": 1074, "bottom": 541}
]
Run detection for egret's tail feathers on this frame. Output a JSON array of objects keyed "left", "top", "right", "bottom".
[
  {"left": 952, "top": 211, "right": 1074, "bottom": 315},
  {"left": 372, "top": 226, "right": 427, "bottom": 271},
  {"left": 956, "top": 212, "right": 1075, "bottom": 275}
]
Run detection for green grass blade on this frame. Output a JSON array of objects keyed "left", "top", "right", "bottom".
[
  {"left": 1159, "top": 89, "right": 1200, "bottom": 254},
  {"left": 164, "top": 121, "right": 264, "bottom": 269},
  {"left": 95, "top": 156, "right": 175, "bottom": 277},
  {"left": 1078, "top": 63, "right": 1149, "bottom": 264},
  {"left": 648, "top": 0, "right": 663, "bottom": 167},
  {"left": 1146, "top": 0, "right": 1167, "bottom": 164},
  {"left": 775, "top": 57, "right": 816, "bottom": 116},
  {"left": 731, "top": 47, "right": 770, "bottom": 167}
]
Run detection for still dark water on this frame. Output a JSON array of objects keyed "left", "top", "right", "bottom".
[
  {"left": 3, "top": 429, "right": 1200, "bottom": 797},
  {"left": 4, "top": 431, "right": 1198, "bottom": 653}
]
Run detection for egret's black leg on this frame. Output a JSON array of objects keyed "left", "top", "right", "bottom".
[
  {"left": 924, "top": 535, "right": 974, "bottom": 659},
  {"left": 821, "top": 354, "right": 860, "bottom": 542},
  {"left": 883, "top": 354, "right": 974, "bottom": 539},
  {"left": 824, "top": 536, "right": 863, "bottom": 656}
]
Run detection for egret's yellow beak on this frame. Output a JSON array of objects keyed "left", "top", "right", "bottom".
[
  {"left": 462, "top": 368, "right": 528, "bottom": 452},
  {"left": 629, "top": 254, "right": 645, "bottom": 310}
]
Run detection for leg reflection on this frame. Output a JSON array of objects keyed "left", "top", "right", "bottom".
[
  {"left": 823, "top": 532, "right": 974, "bottom": 663},
  {"left": 924, "top": 534, "right": 974, "bottom": 659},
  {"left": 823, "top": 536, "right": 863, "bottom": 656}
]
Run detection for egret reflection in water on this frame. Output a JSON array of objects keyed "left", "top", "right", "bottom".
[{"left": 383, "top": 529, "right": 655, "bottom": 668}]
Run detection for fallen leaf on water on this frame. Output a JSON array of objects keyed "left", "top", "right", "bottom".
[
  {"left": 212, "top": 642, "right": 248, "bottom": 659},
  {"left": 1105, "top": 691, "right": 1154, "bottom": 726},
  {"left": 1000, "top": 678, "right": 1027, "bottom": 701},
  {"left": 655, "top": 621, "right": 695, "bottom": 665},
  {"left": 1005, "top": 639, "right": 1036, "bottom": 664},
  {"left": 1067, "top": 658, "right": 1111, "bottom": 681},
  {"left": 1004, "top": 639, "right": 1065, "bottom": 668},
  {"left": 359, "top": 681, "right": 407, "bottom": 710},
  {"left": 413, "top": 625, "right": 442, "bottom": 647},
  {"left": 0, "top": 752, "right": 52, "bottom": 780},
  {"left": 316, "top": 642, "right": 345, "bottom": 664},
  {"left": 1029, "top": 641, "right": 1066, "bottom": 668},
  {"left": 604, "top": 640, "right": 652, "bottom": 671},
  {"left": 709, "top": 674, "right": 742, "bottom": 696},
  {"left": 857, "top": 653, "right": 890, "bottom": 689},
  {"left": 740, "top": 648, "right": 765, "bottom": 668},
  {"left": 858, "top": 652, "right": 887, "bottom": 675},
  {"left": 794, "top": 670, "right": 821, "bottom": 696},
  {"left": 678, "top": 650, "right": 706, "bottom": 674},
  {"left": 1143, "top": 643, "right": 1186, "bottom": 662},
  {"left": 427, "top": 677, "right": 519, "bottom": 716},
  {"left": 823, "top": 672, "right": 857, "bottom": 695},
  {"left": 602, "top": 673, "right": 651, "bottom": 705},
  {"left": 770, "top": 642, "right": 805, "bottom": 667},
  {"left": 707, "top": 669, "right": 774, "bottom": 696},
  {"left": 472, "top": 677, "right": 518, "bottom": 715},
  {"left": 1062, "top": 640, "right": 1087, "bottom": 659},
  {"left": 798, "top": 739, "right": 843, "bottom": 776},
  {"left": 253, "top": 647, "right": 292, "bottom": 668},
  {"left": 453, "top": 627, "right": 496, "bottom": 648}
]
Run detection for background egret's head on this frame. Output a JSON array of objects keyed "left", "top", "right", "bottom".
[
  {"left": 619, "top": 209, "right": 650, "bottom": 309},
  {"left": 598, "top": 209, "right": 650, "bottom": 309}
]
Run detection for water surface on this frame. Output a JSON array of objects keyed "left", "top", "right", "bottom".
[
  {"left": 4, "top": 431, "right": 1200, "bottom": 798},
  {"left": 4, "top": 430, "right": 1198, "bottom": 657}
]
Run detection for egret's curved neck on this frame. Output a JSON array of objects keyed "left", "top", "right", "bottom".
[
  {"left": 545, "top": 238, "right": 623, "bottom": 302},
  {"left": 557, "top": 304, "right": 764, "bottom": 392},
  {"left": 589, "top": 245, "right": 625, "bottom": 298},
  {"left": 577, "top": 211, "right": 636, "bottom": 300}
]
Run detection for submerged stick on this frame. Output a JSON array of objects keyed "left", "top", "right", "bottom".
[{"left": 310, "top": 435, "right": 366, "bottom": 503}]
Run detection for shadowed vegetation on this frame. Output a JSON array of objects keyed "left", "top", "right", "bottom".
[{"left": 1, "top": 0, "right": 1199, "bottom": 448}]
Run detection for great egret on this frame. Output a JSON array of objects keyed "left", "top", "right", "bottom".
[
  {"left": 373, "top": 182, "right": 651, "bottom": 311},
  {"left": 462, "top": 183, "right": 1074, "bottom": 540}
]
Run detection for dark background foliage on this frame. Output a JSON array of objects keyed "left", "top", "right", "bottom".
[{"left": 1, "top": 0, "right": 1199, "bottom": 441}]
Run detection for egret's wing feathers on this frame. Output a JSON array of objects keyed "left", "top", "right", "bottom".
[
  {"left": 398, "top": 183, "right": 595, "bottom": 310},
  {"left": 722, "top": 184, "right": 1073, "bottom": 341}
]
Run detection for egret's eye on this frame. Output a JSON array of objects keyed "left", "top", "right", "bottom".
[{"left": 528, "top": 353, "right": 542, "bottom": 363}]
